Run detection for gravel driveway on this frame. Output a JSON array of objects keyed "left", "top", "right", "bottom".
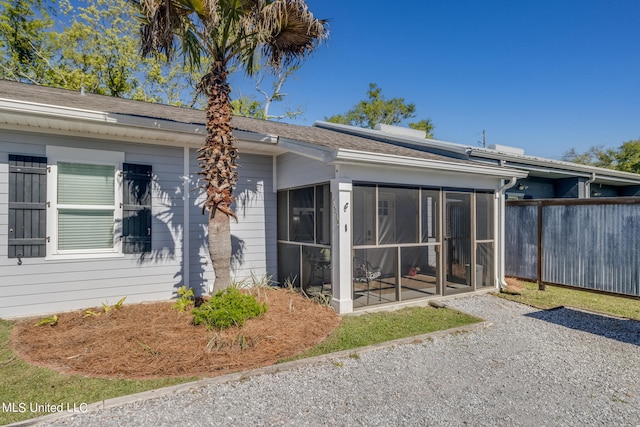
[{"left": 32, "top": 294, "right": 640, "bottom": 426}]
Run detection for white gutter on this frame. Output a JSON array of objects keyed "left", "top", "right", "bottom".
[
  {"left": 496, "top": 177, "right": 518, "bottom": 291},
  {"left": 471, "top": 148, "right": 640, "bottom": 184}
]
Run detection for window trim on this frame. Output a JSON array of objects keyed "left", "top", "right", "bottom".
[{"left": 45, "top": 146, "right": 125, "bottom": 259}]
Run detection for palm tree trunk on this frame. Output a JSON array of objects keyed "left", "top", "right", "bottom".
[
  {"left": 208, "top": 212, "right": 232, "bottom": 291},
  {"left": 199, "top": 61, "right": 239, "bottom": 293}
]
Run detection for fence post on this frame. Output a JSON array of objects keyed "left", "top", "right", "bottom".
[{"left": 537, "top": 201, "right": 545, "bottom": 291}]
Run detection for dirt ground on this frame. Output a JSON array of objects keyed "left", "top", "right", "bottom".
[
  {"left": 10, "top": 288, "right": 341, "bottom": 379},
  {"left": 504, "top": 277, "right": 524, "bottom": 293}
]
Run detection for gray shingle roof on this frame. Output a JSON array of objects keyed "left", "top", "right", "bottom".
[{"left": 0, "top": 80, "right": 478, "bottom": 166}]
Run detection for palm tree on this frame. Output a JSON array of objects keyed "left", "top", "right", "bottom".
[{"left": 133, "top": 0, "right": 328, "bottom": 292}]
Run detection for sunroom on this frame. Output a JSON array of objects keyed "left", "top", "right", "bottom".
[{"left": 274, "top": 124, "right": 527, "bottom": 314}]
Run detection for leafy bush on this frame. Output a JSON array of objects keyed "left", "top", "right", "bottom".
[
  {"left": 172, "top": 286, "right": 195, "bottom": 312},
  {"left": 192, "top": 288, "right": 267, "bottom": 329}
]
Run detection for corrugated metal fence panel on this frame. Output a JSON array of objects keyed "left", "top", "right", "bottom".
[
  {"left": 541, "top": 203, "right": 640, "bottom": 296},
  {"left": 505, "top": 204, "right": 538, "bottom": 280}
]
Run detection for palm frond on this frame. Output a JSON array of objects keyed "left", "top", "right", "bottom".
[
  {"left": 258, "top": 0, "right": 328, "bottom": 68},
  {"left": 139, "top": 0, "right": 184, "bottom": 58}
]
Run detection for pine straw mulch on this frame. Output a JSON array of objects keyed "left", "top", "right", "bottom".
[
  {"left": 10, "top": 288, "right": 341, "bottom": 380},
  {"left": 504, "top": 277, "right": 525, "bottom": 294}
]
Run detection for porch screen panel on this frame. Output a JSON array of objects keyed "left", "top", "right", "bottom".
[
  {"left": 289, "top": 187, "right": 314, "bottom": 243},
  {"left": 476, "top": 192, "right": 494, "bottom": 240},
  {"left": 315, "top": 185, "right": 330, "bottom": 245},
  {"left": 476, "top": 242, "right": 494, "bottom": 287},
  {"left": 278, "top": 243, "right": 301, "bottom": 287},
  {"left": 277, "top": 191, "right": 288, "bottom": 240},
  {"left": 353, "top": 185, "right": 376, "bottom": 245},
  {"left": 401, "top": 246, "right": 438, "bottom": 297},
  {"left": 445, "top": 193, "right": 471, "bottom": 284},
  {"left": 379, "top": 187, "right": 418, "bottom": 245},
  {"left": 354, "top": 247, "right": 398, "bottom": 305},
  {"left": 302, "top": 245, "right": 332, "bottom": 289},
  {"left": 421, "top": 189, "right": 440, "bottom": 243}
]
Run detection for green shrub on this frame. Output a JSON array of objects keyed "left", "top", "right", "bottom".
[
  {"left": 172, "top": 286, "right": 195, "bottom": 312},
  {"left": 192, "top": 288, "right": 267, "bottom": 329}
]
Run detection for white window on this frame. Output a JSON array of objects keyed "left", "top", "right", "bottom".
[{"left": 46, "top": 146, "right": 124, "bottom": 258}]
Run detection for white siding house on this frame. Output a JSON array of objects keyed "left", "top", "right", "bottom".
[
  {"left": 0, "top": 82, "right": 279, "bottom": 318},
  {"left": 0, "top": 81, "right": 528, "bottom": 318}
]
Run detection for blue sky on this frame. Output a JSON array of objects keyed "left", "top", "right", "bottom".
[{"left": 229, "top": 0, "right": 640, "bottom": 160}]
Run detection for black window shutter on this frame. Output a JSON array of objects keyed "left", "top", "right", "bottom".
[
  {"left": 8, "top": 155, "right": 47, "bottom": 258},
  {"left": 122, "top": 163, "right": 152, "bottom": 254}
]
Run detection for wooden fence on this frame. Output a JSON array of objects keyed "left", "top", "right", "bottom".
[{"left": 505, "top": 197, "right": 640, "bottom": 297}]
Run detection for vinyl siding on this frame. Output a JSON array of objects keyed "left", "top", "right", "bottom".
[
  {"left": 0, "top": 131, "right": 186, "bottom": 318},
  {"left": 276, "top": 152, "right": 334, "bottom": 190},
  {"left": 188, "top": 151, "right": 277, "bottom": 293}
]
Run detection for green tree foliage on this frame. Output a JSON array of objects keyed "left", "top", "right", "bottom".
[
  {"left": 612, "top": 140, "right": 640, "bottom": 173},
  {"left": 0, "top": 0, "right": 55, "bottom": 83},
  {"left": 0, "top": 0, "right": 203, "bottom": 106},
  {"left": 325, "top": 83, "right": 435, "bottom": 137},
  {"left": 562, "top": 145, "right": 614, "bottom": 168},
  {"left": 562, "top": 140, "right": 640, "bottom": 173},
  {"left": 408, "top": 119, "right": 435, "bottom": 139},
  {"left": 231, "top": 95, "right": 266, "bottom": 120}
]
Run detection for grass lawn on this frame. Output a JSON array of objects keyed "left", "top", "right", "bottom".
[
  {"left": 0, "top": 304, "right": 479, "bottom": 425},
  {"left": 288, "top": 306, "right": 481, "bottom": 360},
  {"left": 4, "top": 282, "right": 636, "bottom": 425},
  {"left": 495, "top": 279, "right": 640, "bottom": 321}
]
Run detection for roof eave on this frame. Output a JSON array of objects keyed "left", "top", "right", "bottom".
[
  {"left": 314, "top": 120, "right": 471, "bottom": 156},
  {"left": 276, "top": 136, "right": 336, "bottom": 162},
  {"left": 0, "top": 97, "right": 279, "bottom": 150},
  {"left": 470, "top": 149, "right": 640, "bottom": 184},
  {"left": 334, "top": 149, "right": 528, "bottom": 179}
]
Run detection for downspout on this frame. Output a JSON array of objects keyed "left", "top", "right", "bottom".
[
  {"left": 498, "top": 176, "right": 518, "bottom": 195},
  {"left": 496, "top": 177, "right": 518, "bottom": 290},
  {"left": 584, "top": 172, "right": 596, "bottom": 199}
]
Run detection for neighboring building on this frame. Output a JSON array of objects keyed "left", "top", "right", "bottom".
[
  {"left": 1, "top": 80, "right": 526, "bottom": 318},
  {"left": 315, "top": 121, "right": 640, "bottom": 199},
  {"left": 315, "top": 121, "right": 640, "bottom": 299}
]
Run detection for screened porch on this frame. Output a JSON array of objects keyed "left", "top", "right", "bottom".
[
  {"left": 351, "top": 184, "right": 496, "bottom": 308},
  {"left": 276, "top": 182, "right": 496, "bottom": 309}
]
